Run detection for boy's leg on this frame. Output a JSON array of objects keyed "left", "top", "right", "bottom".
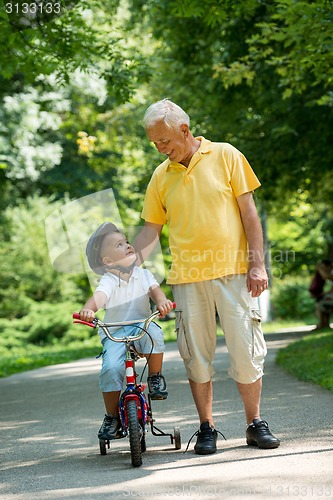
[
  {"left": 98, "top": 336, "right": 125, "bottom": 440},
  {"left": 102, "top": 391, "right": 121, "bottom": 416},
  {"left": 145, "top": 352, "right": 164, "bottom": 375},
  {"left": 137, "top": 324, "right": 168, "bottom": 400},
  {"left": 98, "top": 391, "right": 122, "bottom": 440}
]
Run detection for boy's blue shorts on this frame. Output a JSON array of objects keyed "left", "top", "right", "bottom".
[{"left": 99, "top": 321, "right": 165, "bottom": 392}]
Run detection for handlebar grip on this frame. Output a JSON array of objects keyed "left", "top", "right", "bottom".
[
  {"left": 72, "top": 312, "right": 96, "bottom": 328},
  {"left": 172, "top": 302, "right": 176, "bottom": 308}
]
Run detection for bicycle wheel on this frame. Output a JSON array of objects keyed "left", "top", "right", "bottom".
[
  {"left": 126, "top": 399, "right": 142, "bottom": 467},
  {"left": 141, "top": 431, "right": 147, "bottom": 452}
]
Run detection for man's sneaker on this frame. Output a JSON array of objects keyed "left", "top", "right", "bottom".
[
  {"left": 147, "top": 373, "right": 168, "bottom": 400},
  {"left": 98, "top": 414, "right": 122, "bottom": 440},
  {"left": 194, "top": 421, "right": 218, "bottom": 455},
  {"left": 246, "top": 419, "right": 280, "bottom": 449}
]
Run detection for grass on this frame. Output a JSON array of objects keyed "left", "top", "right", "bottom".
[
  {"left": 1, "top": 318, "right": 332, "bottom": 392},
  {"left": 0, "top": 318, "right": 178, "bottom": 378},
  {"left": 276, "top": 329, "right": 333, "bottom": 391},
  {"left": 0, "top": 342, "right": 102, "bottom": 378}
]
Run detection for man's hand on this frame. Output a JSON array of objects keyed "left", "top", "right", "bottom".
[{"left": 246, "top": 266, "right": 268, "bottom": 298}]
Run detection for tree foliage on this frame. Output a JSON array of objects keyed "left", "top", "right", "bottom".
[
  {"left": 0, "top": 196, "right": 86, "bottom": 318},
  {"left": 0, "top": 0, "right": 149, "bottom": 99},
  {"left": 126, "top": 0, "right": 333, "bottom": 213},
  {"left": 0, "top": 0, "right": 332, "bottom": 331}
]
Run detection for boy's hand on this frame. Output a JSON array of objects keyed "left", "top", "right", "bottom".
[
  {"left": 156, "top": 299, "right": 174, "bottom": 318},
  {"left": 80, "top": 309, "right": 95, "bottom": 323}
]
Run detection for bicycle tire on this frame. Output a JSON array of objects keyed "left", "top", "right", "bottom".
[
  {"left": 141, "top": 431, "right": 147, "bottom": 452},
  {"left": 127, "top": 399, "right": 142, "bottom": 467}
]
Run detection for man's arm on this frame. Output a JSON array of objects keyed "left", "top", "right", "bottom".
[
  {"left": 237, "top": 192, "right": 268, "bottom": 298},
  {"left": 133, "top": 221, "right": 163, "bottom": 266}
]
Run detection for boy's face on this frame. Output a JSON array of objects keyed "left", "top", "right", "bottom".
[{"left": 100, "top": 232, "right": 137, "bottom": 270}]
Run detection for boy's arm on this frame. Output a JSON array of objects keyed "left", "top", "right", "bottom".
[
  {"left": 80, "top": 291, "right": 108, "bottom": 322},
  {"left": 149, "top": 285, "right": 174, "bottom": 318}
]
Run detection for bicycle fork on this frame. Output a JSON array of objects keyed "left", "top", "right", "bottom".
[{"left": 118, "top": 346, "right": 148, "bottom": 434}]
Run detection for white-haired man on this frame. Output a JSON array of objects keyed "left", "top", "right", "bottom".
[{"left": 135, "top": 99, "right": 280, "bottom": 454}]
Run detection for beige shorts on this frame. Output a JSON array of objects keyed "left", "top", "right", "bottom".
[{"left": 172, "top": 275, "right": 267, "bottom": 384}]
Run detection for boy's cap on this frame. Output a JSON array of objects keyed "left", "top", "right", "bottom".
[{"left": 86, "top": 222, "right": 120, "bottom": 275}]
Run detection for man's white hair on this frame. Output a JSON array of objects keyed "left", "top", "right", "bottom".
[{"left": 143, "top": 98, "right": 190, "bottom": 130}]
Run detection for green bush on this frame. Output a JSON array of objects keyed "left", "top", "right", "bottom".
[
  {"left": 0, "top": 196, "right": 86, "bottom": 319},
  {"left": 0, "top": 300, "right": 94, "bottom": 349},
  {"left": 270, "top": 276, "right": 315, "bottom": 321}
]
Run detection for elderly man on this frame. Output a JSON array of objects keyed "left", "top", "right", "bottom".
[{"left": 135, "top": 98, "right": 280, "bottom": 454}]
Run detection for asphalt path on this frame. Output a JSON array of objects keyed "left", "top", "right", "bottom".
[{"left": 1, "top": 328, "right": 332, "bottom": 499}]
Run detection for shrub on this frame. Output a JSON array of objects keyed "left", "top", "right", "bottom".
[
  {"left": 270, "top": 276, "right": 316, "bottom": 321},
  {"left": 0, "top": 196, "right": 86, "bottom": 319}
]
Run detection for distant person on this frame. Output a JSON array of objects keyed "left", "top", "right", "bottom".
[
  {"left": 309, "top": 259, "right": 333, "bottom": 329},
  {"left": 79, "top": 222, "right": 174, "bottom": 441},
  {"left": 134, "top": 98, "right": 280, "bottom": 454}
]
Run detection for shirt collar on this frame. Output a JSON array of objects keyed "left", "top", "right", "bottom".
[
  {"left": 166, "top": 136, "right": 212, "bottom": 170},
  {"left": 105, "top": 265, "right": 140, "bottom": 283},
  {"left": 196, "top": 136, "right": 212, "bottom": 154}
]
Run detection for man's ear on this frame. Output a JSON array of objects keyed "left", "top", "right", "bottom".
[{"left": 181, "top": 123, "right": 189, "bottom": 137}]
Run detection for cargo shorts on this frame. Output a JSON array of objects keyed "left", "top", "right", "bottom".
[{"left": 172, "top": 274, "right": 267, "bottom": 384}]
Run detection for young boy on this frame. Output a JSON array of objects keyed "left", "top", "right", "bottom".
[{"left": 80, "top": 222, "right": 174, "bottom": 441}]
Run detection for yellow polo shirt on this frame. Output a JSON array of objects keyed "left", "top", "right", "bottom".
[{"left": 141, "top": 137, "right": 261, "bottom": 284}]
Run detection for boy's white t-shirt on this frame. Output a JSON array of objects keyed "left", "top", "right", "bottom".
[{"left": 95, "top": 266, "right": 159, "bottom": 341}]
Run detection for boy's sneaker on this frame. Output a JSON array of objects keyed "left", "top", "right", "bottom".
[
  {"left": 147, "top": 372, "right": 168, "bottom": 400},
  {"left": 246, "top": 419, "right": 280, "bottom": 449},
  {"left": 98, "top": 414, "right": 122, "bottom": 440},
  {"left": 194, "top": 421, "right": 218, "bottom": 455}
]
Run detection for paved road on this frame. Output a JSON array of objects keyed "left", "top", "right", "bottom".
[{"left": 1, "top": 330, "right": 332, "bottom": 499}]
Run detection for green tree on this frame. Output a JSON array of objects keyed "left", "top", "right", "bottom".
[
  {"left": 126, "top": 0, "right": 333, "bottom": 254},
  {"left": 0, "top": 0, "right": 149, "bottom": 99},
  {"left": 0, "top": 196, "right": 85, "bottom": 318}
]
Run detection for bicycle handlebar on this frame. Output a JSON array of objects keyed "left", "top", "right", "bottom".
[{"left": 72, "top": 302, "right": 176, "bottom": 343}]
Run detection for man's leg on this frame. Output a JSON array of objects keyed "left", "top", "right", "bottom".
[
  {"left": 172, "top": 282, "right": 218, "bottom": 454},
  {"left": 214, "top": 275, "right": 280, "bottom": 449},
  {"left": 237, "top": 378, "right": 262, "bottom": 425},
  {"left": 189, "top": 378, "right": 214, "bottom": 426},
  {"left": 189, "top": 378, "right": 218, "bottom": 454},
  {"left": 238, "top": 377, "right": 280, "bottom": 448}
]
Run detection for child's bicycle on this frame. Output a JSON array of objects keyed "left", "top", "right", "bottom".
[{"left": 72, "top": 304, "right": 181, "bottom": 467}]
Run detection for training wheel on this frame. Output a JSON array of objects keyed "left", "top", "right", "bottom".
[
  {"left": 99, "top": 439, "right": 107, "bottom": 455},
  {"left": 174, "top": 427, "right": 181, "bottom": 450}
]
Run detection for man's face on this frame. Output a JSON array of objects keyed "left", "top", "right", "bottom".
[{"left": 147, "top": 120, "right": 189, "bottom": 164}]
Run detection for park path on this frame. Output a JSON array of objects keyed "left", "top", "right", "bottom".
[{"left": 0, "top": 329, "right": 332, "bottom": 499}]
